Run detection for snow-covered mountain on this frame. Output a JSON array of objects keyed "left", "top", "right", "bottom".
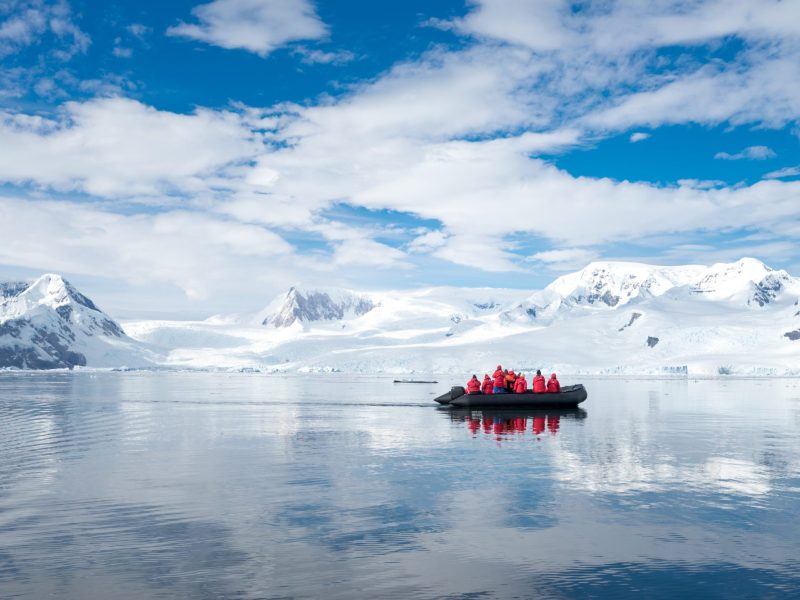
[
  {"left": 259, "top": 287, "right": 376, "bottom": 328},
  {"left": 8, "top": 258, "right": 800, "bottom": 375},
  {"left": 542, "top": 261, "right": 704, "bottom": 308},
  {"left": 0, "top": 274, "right": 156, "bottom": 369},
  {"left": 119, "top": 257, "right": 800, "bottom": 376},
  {"left": 1, "top": 281, "right": 29, "bottom": 299},
  {"left": 512, "top": 258, "right": 800, "bottom": 323},
  {"left": 688, "top": 258, "right": 796, "bottom": 306}
]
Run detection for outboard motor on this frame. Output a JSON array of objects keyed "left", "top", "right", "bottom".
[{"left": 450, "top": 386, "right": 466, "bottom": 400}]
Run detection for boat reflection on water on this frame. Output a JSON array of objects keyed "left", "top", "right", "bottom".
[{"left": 445, "top": 408, "right": 587, "bottom": 439}]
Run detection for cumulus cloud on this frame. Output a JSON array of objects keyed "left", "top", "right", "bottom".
[
  {"left": 714, "top": 145, "right": 776, "bottom": 160},
  {"left": 0, "top": 97, "right": 260, "bottom": 196},
  {"left": 167, "top": 0, "right": 328, "bottom": 57},
  {"left": 447, "top": 1, "right": 800, "bottom": 134},
  {"left": 0, "top": 196, "right": 293, "bottom": 301},
  {"left": 5, "top": 0, "right": 800, "bottom": 312}
]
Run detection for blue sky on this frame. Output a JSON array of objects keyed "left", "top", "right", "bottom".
[{"left": 1, "top": 0, "right": 799, "bottom": 316}]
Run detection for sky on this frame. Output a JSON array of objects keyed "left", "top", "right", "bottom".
[{"left": 1, "top": 0, "right": 799, "bottom": 318}]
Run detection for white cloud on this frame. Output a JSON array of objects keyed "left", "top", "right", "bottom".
[
  {"left": 526, "top": 248, "right": 599, "bottom": 271},
  {"left": 112, "top": 46, "right": 133, "bottom": 58},
  {"left": 277, "top": 45, "right": 556, "bottom": 142},
  {"left": 661, "top": 240, "right": 799, "bottom": 266},
  {"left": 4, "top": 0, "right": 800, "bottom": 312},
  {"left": 293, "top": 46, "right": 355, "bottom": 65},
  {"left": 455, "top": 0, "right": 571, "bottom": 51},
  {"left": 676, "top": 179, "right": 725, "bottom": 189},
  {"left": 330, "top": 238, "right": 408, "bottom": 268},
  {"left": 167, "top": 0, "right": 328, "bottom": 57},
  {"left": 433, "top": 235, "right": 521, "bottom": 273},
  {"left": 0, "top": 0, "right": 89, "bottom": 59},
  {"left": 764, "top": 165, "right": 800, "bottom": 179},
  {"left": 714, "top": 145, "right": 776, "bottom": 160},
  {"left": 585, "top": 48, "right": 800, "bottom": 131},
  {"left": 0, "top": 97, "right": 260, "bottom": 196},
  {"left": 0, "top": 7, "right": 46, "bottom": 50},
  {"left": 249, "top": 94, "right": 800, "bottom": 254},
  {"left": 127, "top": 23, "right": 150, "bottom": 40},
  {"left": 448, "top": 1, "right": 800, "bottom": 135},
  {"left": 408, "top": 230, "right": 448, "bottom": 253},
  {"left": 0, "top": 197, "right": 294, "bottom": 302},
  {"left": 455, "top": 0, "right": 800, "bottom": 54}
]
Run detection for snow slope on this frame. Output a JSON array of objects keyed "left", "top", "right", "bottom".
[
  {"left": 0, "top": 274, "right": 158, "bottom": 369},
  {"left": 121, "top": 258, "right": 800, "bottom": 376}
]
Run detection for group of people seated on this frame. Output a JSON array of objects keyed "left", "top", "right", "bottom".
[{"left": 466, "top": 365, "right": 560, "bottom": 395}]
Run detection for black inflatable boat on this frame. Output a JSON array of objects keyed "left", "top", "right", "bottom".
[{"left": 434, "top": 384, "right": 587, "bottom": 408}]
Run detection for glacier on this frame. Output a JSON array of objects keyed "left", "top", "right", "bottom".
[{"left": 3, "top": 259, "right": 800, "bottom": 375}]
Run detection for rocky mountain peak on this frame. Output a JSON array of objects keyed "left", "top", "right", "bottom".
[
  {"left": 0, "top": 281, "right": 28, "bottom": 299},
  {"left": 264, "top": 286, "right": 375, "bottom": 327}
]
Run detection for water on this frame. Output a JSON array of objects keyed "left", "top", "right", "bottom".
[{"left": 1, "top": 373, "right": 800, "bottom": 599}]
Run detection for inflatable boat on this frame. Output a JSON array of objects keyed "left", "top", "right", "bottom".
[{"left": 434, "top": 384, "right": 587, "bottom": 408}]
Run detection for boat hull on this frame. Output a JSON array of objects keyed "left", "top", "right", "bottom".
[{"left": 436, "top": 384, "right": 587, "bottom": 408}]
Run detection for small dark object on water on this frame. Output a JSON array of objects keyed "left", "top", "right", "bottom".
[
  {"left": 647, "top": 336, "right": 660, "bottom": 347},
  {"left": 394, "top": 379, "right": 439, "bottom": 384}
]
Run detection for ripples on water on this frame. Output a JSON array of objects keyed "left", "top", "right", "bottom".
[{"left": 1, "top": 373, "right": 800, "bottom": 598}]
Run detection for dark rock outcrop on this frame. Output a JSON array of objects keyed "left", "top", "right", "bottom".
[{"left": 619, "top": 312, "right": 642, "bottom": 331}]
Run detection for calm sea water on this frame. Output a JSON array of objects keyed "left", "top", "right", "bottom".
[{"left": 1, "top": 373, "right": 800, "bottom": 599}]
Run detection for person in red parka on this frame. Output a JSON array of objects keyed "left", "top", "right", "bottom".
[
  {"left": 492, "top": 365, "right": 503, "bottom": 379},
  {"left": 532, "top": 369, "right": 546, "bottom": 393},
  {"left": 547, "top": 373, "right": 561, "bottom": 393},
  {"left": 466, "top": 374, "right": 481, "bottom": 394},
  {"left": 505, "top": 369, "right": 516, "bottom": 392},
  {"left": 481, "top": 374, "right": 493, "bottom": 395},
  {"left": 493, "top": 370, "right": 506, "bottom": 393},
  {"left": 513, "top": 373, "right": 527, "bottom": 393}
]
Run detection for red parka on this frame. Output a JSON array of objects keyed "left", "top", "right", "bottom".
[
  {"left": 513, "top": 376, "right": 527, "bottom": 393},
  {"left": 481, "top": 375, "right": 493, "bottom": 394},
  {"left": 532, "top": 374, "right": 546, "bottom": 393},
  {"left": 493, "top": 371, "right": 506, "bottom": 389},
  {"left": 492, "top": 365, "right": 503, "bottom": 379},
  {"left": 505, "top": 370, "right": 517, "bottom": 390},
  {"left": 547, "top": 373, "right": 561, "bottom": 393},
  {"left": 466, "top": 377, "right": 481, "bottom": 394}
]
